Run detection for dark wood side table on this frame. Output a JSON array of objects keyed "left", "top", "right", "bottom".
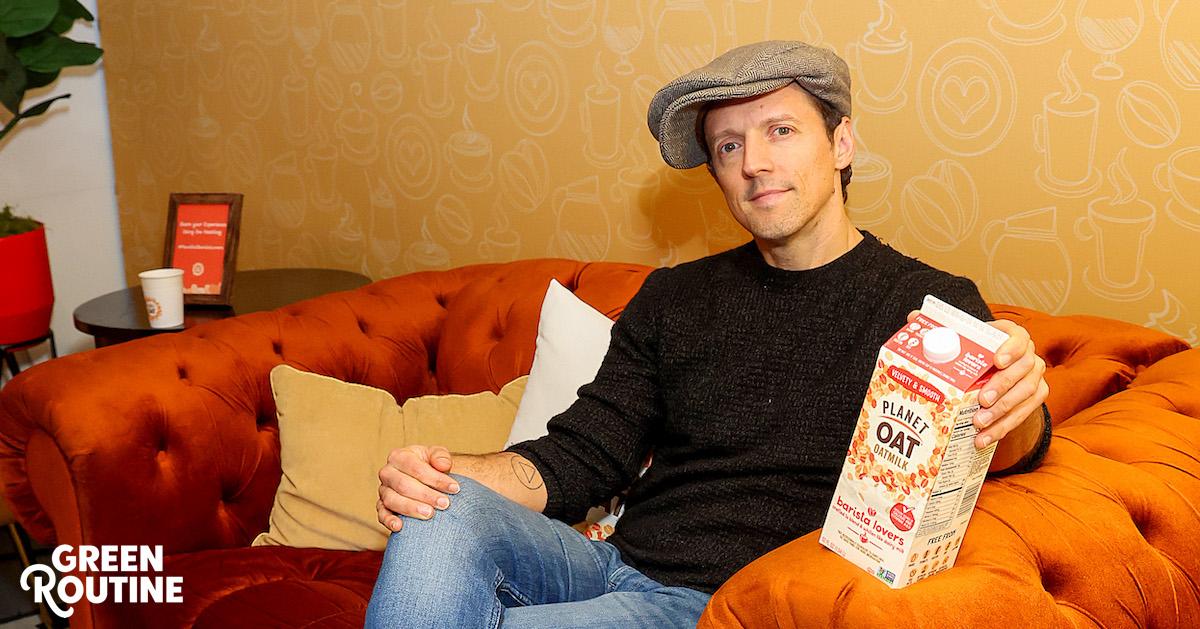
[{"left": 74, "top": 268, "right": 371, "bottom": 347}]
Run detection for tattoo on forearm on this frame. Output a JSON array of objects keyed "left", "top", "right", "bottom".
[{"left": 509, "top": 455, "right": 544, "bottom": 490}]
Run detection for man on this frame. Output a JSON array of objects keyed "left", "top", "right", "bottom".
[{"left": 366, "top": 41, "right": 1050, "bottom": 628}]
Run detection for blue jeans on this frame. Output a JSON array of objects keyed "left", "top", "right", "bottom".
[{"left": 365, "top": 475, "right": 711, "bottom": 628}]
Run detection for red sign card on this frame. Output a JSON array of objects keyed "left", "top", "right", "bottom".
[{"left": 170, "top": 203, "right": 229, "bottom": 295}]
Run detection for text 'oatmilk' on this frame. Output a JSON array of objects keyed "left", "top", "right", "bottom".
[{"left": 819, "top": 295, "right": 1008, "bottom": 588}]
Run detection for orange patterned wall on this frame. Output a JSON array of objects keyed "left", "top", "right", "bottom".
[{"left": 98, "top": 1, "right": 1198, "bottom": 344}]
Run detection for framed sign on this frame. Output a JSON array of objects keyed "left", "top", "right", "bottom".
[{"left": 163, "top": 193, "right": 243, "bottom": 305}]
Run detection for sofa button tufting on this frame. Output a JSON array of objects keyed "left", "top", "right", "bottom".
[
  {"left": 1127, "top": 510, "right": 1152, "bottom": 541},
  {"left": 1036, "top": 560, "right": 1068, "bottom": 598},
  {"left": 177, "top": 366, "right": 188, "bottom": 380},
  {"left": 272, "top": 341, "right": 283, "bottom": 354}
]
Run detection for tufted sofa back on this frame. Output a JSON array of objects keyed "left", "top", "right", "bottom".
[
  {"left": 0, "top": 260, "right": 652, "bottom": 552},
  {"left": 2, "top": 258, "right": 1197, "bottom": 629}
]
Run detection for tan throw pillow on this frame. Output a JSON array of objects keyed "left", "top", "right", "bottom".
[{"left": 253, "top": 364, "right": 528, "bottom": 551}]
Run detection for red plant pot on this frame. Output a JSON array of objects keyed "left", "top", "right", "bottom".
[{"left": 0, "top": 225, "right": 55, "bottom": 345}]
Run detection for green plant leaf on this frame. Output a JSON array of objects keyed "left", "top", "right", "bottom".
[
  {"left": 48, "top": 12, "right": 72, "bottom": 34},
  {"left": 24, "top": 68, "right": 57, "bottom": 89},
  {"left": 20, "top": 92, "right": 68, "bottom": 117},
  {"left": 14, "top": 34, "right": 101, "bottom": 73},
  {"left": 60, "top": 0, "right": 93, "bottom": 21},
  {"left": 0, "top": 92, "right": 69, "bottom": 144},
  {"left": 0, "top": 40, "right": 27, "bottom": 114},
  {"left": 0, "top": 0, "right": 58, "bottom": 38},
  {"left": 0, "top": 205, "right": 42, "bottom": 237},
  {"left": 49, "top": 0, "right": 94, "bottom": 34}
]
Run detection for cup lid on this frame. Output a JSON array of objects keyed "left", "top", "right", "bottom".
[{"left": 138, "top": 268, "right": 185, "bottom": 279}]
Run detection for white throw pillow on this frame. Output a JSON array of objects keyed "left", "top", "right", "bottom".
[{"left": 505, "top": 279, "right": 615, "bottom": 448}]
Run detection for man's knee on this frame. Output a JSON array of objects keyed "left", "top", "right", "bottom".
[{"left": 393, "top": 474, "right": 507, "bottom": 544}]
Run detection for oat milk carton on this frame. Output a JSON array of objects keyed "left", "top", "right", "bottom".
[{"left": 819, "top": 295, "right": 1008, "bottom": 588}]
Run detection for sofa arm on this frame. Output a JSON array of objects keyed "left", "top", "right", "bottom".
[
  {"left": 700, "top": 320, "right": 1198, "bottom": 628},
  {"left": 700, "top": 531, "right": 1062, "bottom": 627},
  {"left": 0, "top": 269, "right": 489, "bottom": 551}
]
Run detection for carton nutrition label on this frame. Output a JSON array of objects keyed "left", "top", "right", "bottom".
[{"left": 917, "top": 409, "right": 995, "bottom": 535}]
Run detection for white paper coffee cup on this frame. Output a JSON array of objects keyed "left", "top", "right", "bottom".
[{"left": 138, "top": 268, "right": 185, "bottom": 328}]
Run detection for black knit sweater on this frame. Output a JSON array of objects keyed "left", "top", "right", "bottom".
[{"left": 508, "top": 232, "right": 1048, "bottom": 593}]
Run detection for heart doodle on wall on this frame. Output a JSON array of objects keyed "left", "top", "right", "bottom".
[
  {"left": 941, "top": 75, "right": 989, "bottom": 125},
  {"left": 917, "top": 38, "right": 1016, "bottom": 156},
  {"left": 397, "top": 142, "right": 428, "bottom": 178},
  {"left": 386, "top": 114, "right": 440, "bottom": 200},
  {"left": 519, "top": 72, "right": 553, "bottom": 112},
  {"left": 505, "top": 41, "right": 569, "bottom": 136}
]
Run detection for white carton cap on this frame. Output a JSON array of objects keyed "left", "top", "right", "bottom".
[{"left": 922, "top": 327, "right": 961, "bottom": 364}]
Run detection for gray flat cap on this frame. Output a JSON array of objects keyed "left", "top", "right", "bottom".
[{"left": 647, "top": 40, "right": 852, "bottom": 169}]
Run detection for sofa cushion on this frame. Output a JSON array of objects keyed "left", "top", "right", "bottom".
[
  {"left": 506, "top": 279, "right": 615, "bottom": 448},
  {"left": 256, "top": 365, "right": 526, "bottom": 551}
]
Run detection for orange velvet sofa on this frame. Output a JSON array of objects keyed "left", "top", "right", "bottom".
[{"left": 0, "top": 259, "right": 1196, "bottom": 628}]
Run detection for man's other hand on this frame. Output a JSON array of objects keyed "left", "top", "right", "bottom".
[
  {"left": 904, "top": 312, "right": 1048, "bottom": 450},
  {"left": 377, "top": 445, "right": 461, "bottom": 532},
  {"left": 975, "top": 319, "right": 1048, "bottom": 448}
]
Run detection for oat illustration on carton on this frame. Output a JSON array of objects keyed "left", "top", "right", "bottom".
[{"left": 819, "top": 295, "right": 1008, "bottom": 588}]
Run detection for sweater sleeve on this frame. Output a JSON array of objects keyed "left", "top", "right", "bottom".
[
  {"left": 506, "top": 268, "right": 668, "bottom": 522},
  {"left": 990, "top": 403, "right": 1053, "bottom": 476}
]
